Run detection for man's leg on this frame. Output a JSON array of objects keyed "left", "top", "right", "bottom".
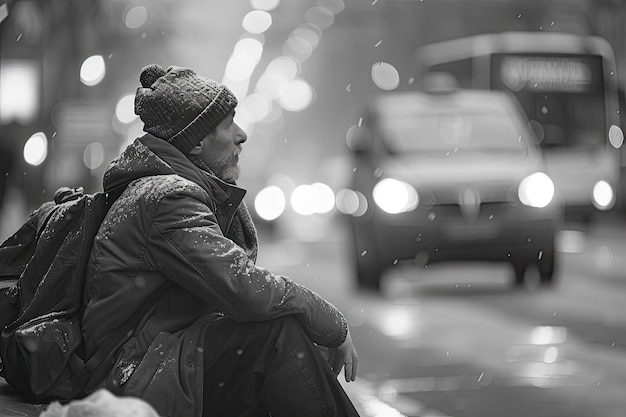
[{"left": 202, "top": 316, "right": 360, "bottom": 417}]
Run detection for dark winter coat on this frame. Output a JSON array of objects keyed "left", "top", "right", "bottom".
[{"left": 83, "top": 134, "right": 348, "bottom": 417}]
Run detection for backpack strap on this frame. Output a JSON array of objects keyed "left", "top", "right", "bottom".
[
  {"left": 104, "top": 184, "right": 128, "bottom": 209},
  {"left": 73, "top": 283, "right": 171, "bottom": 391}
]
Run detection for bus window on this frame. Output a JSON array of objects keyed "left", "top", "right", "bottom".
[
  {"left": 428, "top": 59, "right": 473, "bottom": 89},
  {"left": 491, "top": 53, "right": 606, "bottom": 149}
]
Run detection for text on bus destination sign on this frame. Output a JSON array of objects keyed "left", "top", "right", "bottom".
[{"left": 499, "top": 56, "right": 592, "bottom": 92}]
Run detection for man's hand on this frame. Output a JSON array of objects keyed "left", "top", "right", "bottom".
[{"left": 318, "top": 329, "right": 358, "bottom": 382}]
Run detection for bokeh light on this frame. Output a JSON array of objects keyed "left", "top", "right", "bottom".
[
  {"left": 289, "top": 183, "right": 336, "bottom": 215},
  {"left": 124, "top": 6, "right": 148, "bottom": 29},
  {"left": 256, "top": 56, "right": 300, "bottom": 100},
  {"left": 291, "top": 184, "right": 317, "bottom": 216},
  {"left": 592, "top": 180, "right": 614, "bottom": 209},
  {"left": 240, "top": 93, "right": 272, "bottom": 123},
  {"left": 372, "top": 62, "right": 400, "bottom": 90},
  {"left": 80, "top": 55, "right": 106, "bottom": 87},
  {"left": 23, "top": 131, "right": 47, "bottom": 166},
  {"left": 318, "top": 0, "right": 346, "bottom": 15},
  {"left": 266, "top": 56, "right": 299, "bottom": 79},
  {"left": 0, "top": 59, "right": 39, "bottom": 124},
  {"left": 373, "top": 178, "right": 419, "bottom": 214},
  {"left": 83, "top": 142, "right": 105, "bottom": 170},
  {"left": 256, "top": 71, "right": 290, "bottom": 100},
  {"left": 335, "top": 188, "right": 368, "bottom": 217},
  {"left": 250, "top": 0, "right": 280, "bottom": 11},
  {"left": 225, "top": 37, "right": 264, "bottom": 81},
  {"left": 284, "top": 35, "right": 314, "bottom": 61},
  {"left": 608, "top": 124, "right": 624, "bottom": 148},
  {"left": 254, "top": 186, "right": 286, "bottom": 221},
  {"left": 122, "top": 122, "right": 145, "bottom": 153},
  {"left": 242, "top": 10, "right": 272, "bottom": 34},
  {"left": 304, "top": 6, "right": 334, "bottom": 29},
  {"left": 311, "top": 182, "right": 336, "bottom": 214},
  {"left": 279, "top": 78, "right": 314, "bottom": 112},
  {"left": 115, "top": 93, "right": 138, "bottom": 124}
]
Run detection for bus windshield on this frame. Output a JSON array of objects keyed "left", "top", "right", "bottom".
[{"left": 491, "top": 53, "right": 606, "bottom": 149}]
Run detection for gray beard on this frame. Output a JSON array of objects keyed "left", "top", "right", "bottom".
[{"left": 189, "top": 154, "right": 240, "bottom": 184}]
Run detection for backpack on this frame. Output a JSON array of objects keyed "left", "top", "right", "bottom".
[{"left": 0, "top": 186, "right": 131, "bottom": 401}]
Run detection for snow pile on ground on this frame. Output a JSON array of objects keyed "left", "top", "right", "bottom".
[{"left": 39, "top": 389, "right": 160, "bottom": 417}]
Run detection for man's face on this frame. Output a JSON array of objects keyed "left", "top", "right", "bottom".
[{"left": 195, "top": 111, "right": 247, "bottom": 182}]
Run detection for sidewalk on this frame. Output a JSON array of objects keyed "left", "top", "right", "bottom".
[
  {"left": 0, "top": 376, "right": 439, "bottom": 417},
  {"left": 0, "top": 378, "right": 45, "bottom": 416}
]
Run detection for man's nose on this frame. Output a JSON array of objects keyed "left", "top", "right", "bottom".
[{"left": 237, "top": 125, "right": 248, "bottom": 144}]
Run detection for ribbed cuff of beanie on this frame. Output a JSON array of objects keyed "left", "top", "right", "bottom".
[{"left": 168, "top": 86, "right": 238, "bottom": 153}]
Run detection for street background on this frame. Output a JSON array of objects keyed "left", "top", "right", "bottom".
[{"left": 2, "top": 1, "right": 626, "bottom": 416}]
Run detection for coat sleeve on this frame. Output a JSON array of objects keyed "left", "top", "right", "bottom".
[{"left": 146, "top": 189, "right": 348, "bottom": 348}]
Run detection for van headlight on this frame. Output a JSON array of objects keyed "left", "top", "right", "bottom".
[
  {"left": 373, "top": 178, "right": 419, "bottom": 214},
  {"left": 592, "top": 180, "right": 615, "bottom": 210},
  {"left": 518, "top": 172, "right": 555, "bottom": 208}
]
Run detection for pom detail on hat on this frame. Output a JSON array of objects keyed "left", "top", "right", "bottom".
[{"left": 139, "top": 64, "right": 167, "bottom": 88}]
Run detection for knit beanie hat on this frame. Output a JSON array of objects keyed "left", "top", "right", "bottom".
[{"left": 134, "top": 64, "right": 238, "bottom": 153}]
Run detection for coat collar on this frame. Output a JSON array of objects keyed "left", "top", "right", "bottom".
[{"left": 104, "top": 134, "right": 246, "bottom": 233}]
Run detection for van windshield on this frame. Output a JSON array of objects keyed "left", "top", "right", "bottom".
[{"left": 381, "top": 110, "right": 530, "bottom": 155}]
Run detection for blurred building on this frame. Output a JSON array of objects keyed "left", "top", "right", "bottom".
[
  {"left": 0, "top": 0, "right": 255, "bottom": 211},
  {"left": 0, "top": 0, "right": 125, "bottom": 209},
  {"left": 1, "top": 0, "right": 625, "bottom": 219}
]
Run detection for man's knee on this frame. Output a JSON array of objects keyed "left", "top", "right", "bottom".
[
  {"left": 269, "top": 315, "right": 312, "bottom": 348},
  {"left": 274, "top": 315, "right": 306, "bottom": 334}
]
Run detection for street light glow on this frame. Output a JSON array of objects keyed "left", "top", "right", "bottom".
[
  {"left": 279, "top": 78, "right": 314, "bottom": 112},
  {"left": 225, "top": 38, "right": 264, "bottom": 82},
  {"left": 0, "top": 59, "right": 39, "bottom": 124},
  {"left": 240, "top": 93, "right": 272, "bottom": 123}
]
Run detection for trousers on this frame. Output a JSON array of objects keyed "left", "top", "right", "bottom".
[{"left": 202, "top": 315, "right": 360, "bottom": 417}]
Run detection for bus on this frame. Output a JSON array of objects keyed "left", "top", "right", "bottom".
[{"left": 413, "top": 31, "right": 625, "bottom": 221}]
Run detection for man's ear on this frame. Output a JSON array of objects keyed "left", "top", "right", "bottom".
[{"left": 188, "top": 143, "right": 203, "bottom": 155}]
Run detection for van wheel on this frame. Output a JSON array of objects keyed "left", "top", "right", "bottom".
[
  {"left": 512, "top": 262, "right": 526, "bottom": 287},
  {"left": 350, "top": 220, "right": 382, "bottom": 292},
  {"left": 539, "top": 250, "right": 556, "bottom": 286},
  {"left": 355, "top": 254, "right": 383, "bottom": 291},
  {"left": 512, "top": 262, "right": 547, "bottom": 290}
]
